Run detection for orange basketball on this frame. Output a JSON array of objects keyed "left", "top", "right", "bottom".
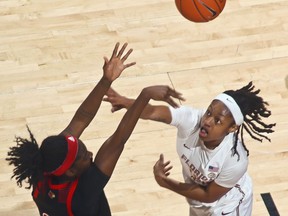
[{"left": 175, "top": 0, "right": 226, "bottom": 23}]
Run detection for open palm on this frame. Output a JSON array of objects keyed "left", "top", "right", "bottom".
[{"left": 103, "top": 42, "right": 136, "bottom": 82}]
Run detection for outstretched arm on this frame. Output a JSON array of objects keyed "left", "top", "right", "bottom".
[
  {"left": 103, "top": 87, "right": 184, "bottom": 124},
  {"left": 95, "top": 86, "right": 185, "bottom": 177},
  {"left": 60, "top": 43, "right": 135, "bottom": 138},
  {"left": 153, "top": 154, "right": 231, "bottom": 203}
]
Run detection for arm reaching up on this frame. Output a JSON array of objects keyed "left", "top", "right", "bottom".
[
  {"left": 95, "top": 85, "right": 185, "bottom": 177},
  {"left": 61, "top": 42, "right": 136, "bottom": 138},
  {"left": 103, "top": 87, "right": 185, "bottom": 124}
]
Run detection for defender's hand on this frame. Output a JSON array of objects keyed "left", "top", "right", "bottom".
[{"left": 103, "top": 42, "right": 136, "bottom": 82}]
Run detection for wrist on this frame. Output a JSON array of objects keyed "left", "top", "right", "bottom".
[
  {"left": 124, "top": 98, "right": 134, "bottom": 109},
  {"left": 100, "top": 76, "right": 112, "bottom": 87},
  {"left": 154, "top": 173, "right": 167, "bottom": 187},
  {"left": 141, "top": 87, "right": 152, "bottom": 99}
]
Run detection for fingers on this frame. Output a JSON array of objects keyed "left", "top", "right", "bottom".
[
  {"left": 166, "top": 97, "right": 179, "bottom": 108},
  {"left": 155, "top": 154, "right": 173, "bottom": 176},
  {"left": 154, "top": 153, "right": 164, "bottom": 167},
  {"left": 111, "top": 42, "right": 120, "bottom": 60},
  {"left": 124, "top": 61, "right": 136, "bottom": 69},
  {"left": 158, "top": 154, "right": 171, "bottom": 167},
  {"left": 159, "top": 153, "right": 164, "bottom": 162},
  {"left": 164, "top": 165, "right": 173, "bottom": 176},
  {"left": 165, "top": 87, "right": 185, "bottom": 108},
  {"left": 103, "top": 56, "right": 109, "bottom": 64},
  {"left": 111, "top": 106, "right": 122, "bottom": 113},
  {"left": 117, "top": 42, "right": 128, "bottom": 58},
  {"left": 166, "top": 87, "right": 185, "bottom": 101},
  {"left": 121, "top": 48, "right": 133, "bottom": 61},
  {"left": 111, "top": 42, "right": 135, "bottom": 63}
]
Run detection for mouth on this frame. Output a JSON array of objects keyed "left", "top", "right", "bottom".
[{"left": 199, "top": 127, "right": 208, "bottom": 138}]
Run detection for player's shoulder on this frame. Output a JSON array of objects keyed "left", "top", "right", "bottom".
[
  {"left": 224, "top": 144, "right": 248, "bottom": 169},
  {"left": 218, "top": 135, "right": 248, "bottom": 166},
  {"left": 169, "top": 105, "right": 204, "bottom": 129}
]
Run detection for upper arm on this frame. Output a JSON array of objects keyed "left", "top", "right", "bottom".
[
  {"left": 93, "top": 136, "right": 123, "bottom": 177},
  {"left": 59, "top": 109, "right": 93, "bottom": 138},
  {"left": 59, "top": 119, "right": 87, "bottom": 138}
]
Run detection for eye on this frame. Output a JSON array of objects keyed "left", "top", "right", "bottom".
[
  {"left": 215, "top": 118, "right": 222, "bottom": 125},
  {"left": 206, "top": 110, "right": 211, "bottom": 116}
]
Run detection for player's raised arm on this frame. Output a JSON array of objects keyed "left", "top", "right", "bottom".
[
  {"left": 95, "top": 85, "right": 184, "bottom": 177},
  {"left": 61, "top": 42, "right": 136, "bottom": 138},
  {"left": 103, "top": 87, "right": 185, "bottom": 124}
]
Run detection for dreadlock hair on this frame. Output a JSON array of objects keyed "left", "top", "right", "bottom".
[
  {"left": 224, "top": 81, "right": 276, "bottom": 159},
  {"left": 6, "top": 126, "right": 69, "bottom": 189}
]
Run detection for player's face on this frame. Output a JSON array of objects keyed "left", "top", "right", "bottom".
[
  {"left": 199, "top": 100, "right": 237, "bottom": 149},
  {"left": 71, "top": 140, "right": 93, "bottom": 177}
]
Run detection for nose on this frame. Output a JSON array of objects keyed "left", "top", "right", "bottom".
[{"left": 203, "top": 116, "right": 213, "bottom": 127}]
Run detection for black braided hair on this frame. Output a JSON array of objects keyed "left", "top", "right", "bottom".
[
  {"left": 224, "top": 81, "right": 276, "bottom": 159},
  {"left": 6, "top": 126, "right": 68, "bottom": 189},
  {"left": 6, "top": 126, "right": 43, "bottom": 189}
]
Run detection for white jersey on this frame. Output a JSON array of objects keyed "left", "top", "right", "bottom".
[{"left": 169, "top": 106, "right": 253, "bottom": 216}]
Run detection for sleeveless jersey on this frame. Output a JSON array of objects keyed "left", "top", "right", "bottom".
[{"left": 33, "top": 164, "right": 111, "bottom": 216}]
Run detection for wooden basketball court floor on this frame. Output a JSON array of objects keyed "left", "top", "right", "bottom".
[{"left": 0, "top": 0, "right": 288, "bottom": 215}]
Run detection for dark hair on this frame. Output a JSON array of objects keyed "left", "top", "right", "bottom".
[
  {"left": 224, "top": 81, "right": 276, "bottom": 159},
  {"left": 6, "top": 126, "right": 68, "bottom": 189},
  {"left": 40, "top": 135, "right": 68, "bottom": 173}
]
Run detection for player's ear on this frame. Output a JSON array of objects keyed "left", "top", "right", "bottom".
[{"left": 228, "top": 124, "right": 239, "bottom": 133}]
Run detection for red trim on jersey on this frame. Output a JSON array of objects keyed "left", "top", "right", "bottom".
[
  {"left": 33, "top": 186, "right": 39, "bottom": 198},
  {"left": 66, "top": 178, "right": 79, "bottom": 216},
  {"left": 33, "top": 181, "right": 44, "bottom": 198},
  {"left": 48, "top": 178, "right": 70, "bottom": 190}
]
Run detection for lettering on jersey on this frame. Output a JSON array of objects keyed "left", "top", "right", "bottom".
[{"left": 181, "top": 154, "right": 213, "bottom": 185}]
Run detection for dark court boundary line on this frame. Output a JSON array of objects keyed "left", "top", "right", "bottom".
[{"left": 260, "top": 193, "right": 280, "bottom": 216}]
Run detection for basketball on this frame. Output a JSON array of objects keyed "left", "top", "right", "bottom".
[{"left": 175, "top": 0, "right": 226, "bottom": 23}]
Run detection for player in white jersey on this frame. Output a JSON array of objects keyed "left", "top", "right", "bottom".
[{"left": 103, "top": 82, "right": 275, "bottom": 216}]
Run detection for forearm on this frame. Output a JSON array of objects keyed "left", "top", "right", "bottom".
[
  {"left": 77, "top": 77, "right": 111, "bottom": 119},
  {"left": 94, "top": 85, "right": 181, "bottom": 176},
  {"left": 63, "top": 77, "right": 111, "bottom": 136},
  {"left": 113, "top": 89, "right": 151, "bottom": 144},
  {"left": 122, "top": 98, "right": 170, "bottom": 123},
  {"left": 158, "top": 177, "right": 216, "bottom": 203},
  {"left": 93, "top": 89, "right": 151, "bottom": 176}
]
